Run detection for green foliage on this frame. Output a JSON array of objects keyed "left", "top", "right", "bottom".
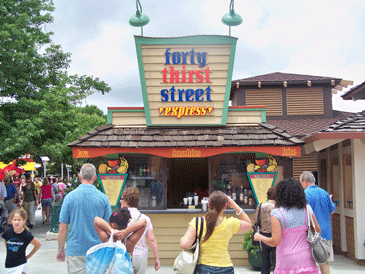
[
  {"left": 212, "top": 180, "right": 225, "bottom": 191},
  {"left": 63, "top": 176, "right": 103, "bottom": 199},
  {"left": 242, "top": 230, "right": 259, "bottom": 255},
  {"left": 0, "top": 0, "right": 110, "bottom": 166}
]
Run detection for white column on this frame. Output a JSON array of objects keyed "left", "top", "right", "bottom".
[
  {"left": 338, "top": 144, "right": 347, "bottom": 252},
  {"left": 352, "top": 139, "right": 365, "bottom": 260}
]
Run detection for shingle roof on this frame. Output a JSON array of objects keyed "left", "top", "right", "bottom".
[
  {"left": 68, "top": 124, "right": 304, "bottom": 148},
  {"left": 232, "top": 72, "right": 342, "bottom": 88},
  {"left": 320, "top": 111, "right": 365, "bottom": 133},
  {"left": 266, "top": 110, "right": 355, "bottom": 139},
  {"left": 341, "top": 81, "right": 365, "bottom": 100}
]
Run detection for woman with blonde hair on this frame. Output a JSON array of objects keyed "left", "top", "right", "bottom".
[{"left": 180, "top": 191, "right": 252, "bottom": 273}]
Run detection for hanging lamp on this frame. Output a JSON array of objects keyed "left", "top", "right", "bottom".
[
  {"left": 221, "top": 0, "right": 243, "bottom": 36},
  {"left": 129, "top": 0, "right": 150, "bottom": 36}
]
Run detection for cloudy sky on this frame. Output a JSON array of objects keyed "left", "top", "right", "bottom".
[{"left": 47, "top": 0, "right": 365, "bottom": 114}]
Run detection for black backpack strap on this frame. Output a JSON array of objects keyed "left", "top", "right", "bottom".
[
  {"left": 198, "top": 217, "right": 204, "bottom": 241},
  {"left": 255, "top": 203, "right": 262, "bottom": 227}
]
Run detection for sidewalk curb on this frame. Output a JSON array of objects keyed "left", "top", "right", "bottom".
[{"left": 46, "top": 231, "right": 58, "bottom": 241}]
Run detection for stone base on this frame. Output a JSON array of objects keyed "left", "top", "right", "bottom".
[{"left": 46, "top": 231, "right": 59, "bottom": 241}]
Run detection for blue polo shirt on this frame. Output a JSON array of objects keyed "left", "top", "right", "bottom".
[
  {"left": 5, "top": 183, "right": 17, "bottom": 200},
  {"left": 59, "top": 184, "right": 112, "bottom": 256},
  {"left": 305, "top": 185, "right": 336, "bottom": 240}
]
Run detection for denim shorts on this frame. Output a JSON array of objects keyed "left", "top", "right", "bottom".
[
  {"left": 195, "top": 264, "right": 234, "bottom": 274},
  {"left": 41, "top": 199, "right": 52, "bottom": 208}
]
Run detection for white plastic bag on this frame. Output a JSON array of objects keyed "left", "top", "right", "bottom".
[{"left": 86, "top": 231, "right": 133, "bottom": 274}]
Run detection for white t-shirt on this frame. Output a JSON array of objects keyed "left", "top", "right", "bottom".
[{"left": 128, "top": 207, "right": 153, "bottom": 256}]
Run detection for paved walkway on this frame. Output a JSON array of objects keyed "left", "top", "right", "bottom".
[{"left": 1, "top": 209, "right": 364, "bottom": 273}]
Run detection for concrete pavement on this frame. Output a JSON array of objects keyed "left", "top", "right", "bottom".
[{"left": 1, "top": 209, "right": 364, "bottom": 273}]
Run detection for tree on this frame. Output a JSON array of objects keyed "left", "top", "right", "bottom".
[{"left": 0, "top": 0, "right": 111, "bottom": 166}]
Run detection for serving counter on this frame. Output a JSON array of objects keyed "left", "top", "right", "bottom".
[{"left": 139, "top": 209, "right": 255, "bottom": 266}]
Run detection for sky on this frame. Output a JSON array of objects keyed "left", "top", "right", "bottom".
[{"left": 47, "top": 0, "right": 365, "bottom": 114}]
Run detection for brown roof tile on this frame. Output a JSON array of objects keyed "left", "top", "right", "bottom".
[
  {"left": 68, "top": 123, "right": 305, "bottom": 149},
  {"left": 342, "top": 81, "right": 365, "bottom": 100},
  {"left": 266, "top": 110, "right": 355, "bottom": 139},
  {"left": 232, "top": 72, "right": 341, "bottom": 88},
  {"left": 320, "top": 111, "right": 365, "bottom": 133}
]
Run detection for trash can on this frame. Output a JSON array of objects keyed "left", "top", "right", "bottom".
[{"left": 50, "top": 201, "right": 62, "bottom": 233}]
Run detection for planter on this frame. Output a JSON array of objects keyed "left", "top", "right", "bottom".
[{"left": 247, "top": 250, "right": 262, "bottom": 271}]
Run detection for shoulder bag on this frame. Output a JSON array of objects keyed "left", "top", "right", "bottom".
[
  {"left": 252, "top": 203, "right": 262, "bottom": 246},
  {"left": 306, "top": 205, "right": 331, "bottom": 264},
  {"left": 173, "top": 216, "right": 204, "bottom": 274}
]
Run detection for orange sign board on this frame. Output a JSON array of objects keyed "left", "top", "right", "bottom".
[{"left": 74, "top": 146, "right": 301, "bottom": 159}]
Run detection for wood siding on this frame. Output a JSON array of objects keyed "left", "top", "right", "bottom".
[
  {"left": 226, "top": 110, "right": 262, "bottom": 125},
  {"left": 146, "top": 213, "right": 253, "bottom": 266},
  {"left": 141, "top": 44, "right": 232, "bottom": 126},
  {"left": 292, "top": 152, "right": 317, "bottom": 180},
  {"left": 112, "top": 111, "right": 147, "bottom": 127},
  {"left": 245, "top": 89, "right": 283, "bottom": 116},
  {"left": 332, "top": 213, "right": 341, "bottom": 251},
  {"left": 112, "top": 109, "right": 263, "bottom": 127},
  {"left": 286, "top": 88, "right": 324, "bottom": 116},
  {"left": 345, "top": 217, "right": 355, "bottom": 257}
]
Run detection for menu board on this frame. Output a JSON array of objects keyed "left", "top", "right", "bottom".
[
  {"left": 98, "top": 174, "right": 128, "bottom": 207},
  {"left": 247, "top": 172, "right": 277, "bottom": 204}
]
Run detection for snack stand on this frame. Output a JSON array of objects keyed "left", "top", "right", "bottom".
[{"left": 68, "top": 35, "right": 303, "bottom": 266}]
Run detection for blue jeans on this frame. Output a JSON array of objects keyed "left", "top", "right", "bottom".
[{"left": 195, "top": 264, "right": 234, "bottom": 274}]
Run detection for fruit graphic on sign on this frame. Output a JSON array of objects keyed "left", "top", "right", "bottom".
[
  {"left": 98, "top": 164, "right": 108, "bottom": 173},
  {"left": 98, "top": 156, "right": 129, "bottom": 174},
  {"left": 107, "top": 159, "right": 120, "bottom": 168},
  {"left": 246, "top": 160, "right": 255, "bottom": 172}
]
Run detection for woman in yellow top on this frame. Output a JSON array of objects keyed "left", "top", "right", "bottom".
[{"left": 180, "top": 191, "right": 252, "bottom": 273}]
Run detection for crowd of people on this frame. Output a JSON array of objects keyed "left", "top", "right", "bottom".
[
  {"left": 1, "top": 164, "right": 336, "bottom": 274},
  {"left": 0, "top": 174, "right": 71, "bottom": 229}
]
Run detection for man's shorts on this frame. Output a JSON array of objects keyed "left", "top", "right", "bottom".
[
  {"left": 67, "top": 256, "right": 86, "bottom": 274},
  {"left": 327, "top": 240, "right": 334, "bottom": 262}
]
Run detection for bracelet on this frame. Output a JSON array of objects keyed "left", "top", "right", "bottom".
[
  {"left": 235, "top": 208, "right": 243, "bottom": 215},
  {"left": 58, "top": 248, "right": 65, "bottom": 251}
]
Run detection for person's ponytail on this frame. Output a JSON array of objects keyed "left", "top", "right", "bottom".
[
  {"left": 203, "top": 208, "right": 219, "bottom": 242},
  {"left": 202, "top": 191, "right": 227, "bottom": 243}
]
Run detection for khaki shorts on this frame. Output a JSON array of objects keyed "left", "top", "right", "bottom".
[
  {"left": 67, "top": 256, "right": 86, "bottom": 274},
  {"left": 132, "top": 253, "right": 148, "bottom": 274},
  {"left": 327, "top": 240, "right": 334, "bottom": 262}
]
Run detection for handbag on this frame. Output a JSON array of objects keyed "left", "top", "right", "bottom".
[
  {"left": 306, "top": 205, "right": 331, "bottom": 264},
  {"left": 86, "top": 230, "right": 133, "bottom": 274},
  {"left": 252, "top": 203, "right": 262, "bottom": 246},
  {"left": 173, "top": 216, "right": 204, "bottom": 274}
]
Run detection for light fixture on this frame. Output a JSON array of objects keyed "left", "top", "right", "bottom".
[
  {"left": 129, "top": 0, "right": 150, "bottom": 36},
  {"left": 221, "top": 0, "right": 243, "bottom": 36}
]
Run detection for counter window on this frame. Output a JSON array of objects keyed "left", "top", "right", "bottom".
[{"left": 122, "top": 155, "right": 166, "bottom": 210}]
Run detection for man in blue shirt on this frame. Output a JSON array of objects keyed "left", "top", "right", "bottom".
[
  {"left": 300, "top": 171, "right": 336, "bottom": 274},
  {"left": 56, "top": 163, "right": 112, "bottom": 274}
]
